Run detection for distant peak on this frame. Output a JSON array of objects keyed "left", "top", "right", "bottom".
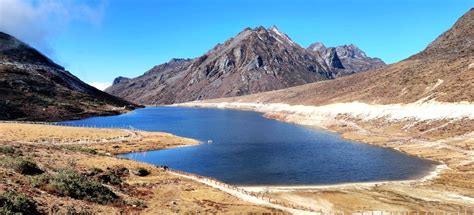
[
  {"left": 308, "top": 42, "right": 327, "bottom": 52},
  {"left": 334, "top": 44, "right": 367, "bottom": 59},
  {"left": 268, "top": 25, "right": 279, "bottom": 32},
  {"left": 254, "top": 26, "right": 266, "bottom": 31}
]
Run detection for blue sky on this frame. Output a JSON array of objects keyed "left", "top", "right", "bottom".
[{"left": 0, "top": 0, "right": 472, "bottom": 89}]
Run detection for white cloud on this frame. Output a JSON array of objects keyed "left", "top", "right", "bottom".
[
  {"left": 88, "top": 81, "right": 111, "bottom": 91},
  {"left": 0, "top": 0, "right": 107, "bottom": 54}
]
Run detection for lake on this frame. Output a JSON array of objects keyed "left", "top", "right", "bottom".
[{"left": 60, "top": 107, "right": 437, "bottom": 186}]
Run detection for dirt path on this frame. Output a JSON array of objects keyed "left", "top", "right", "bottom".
[{"left": 168, "top": 170, "right": 322, "bottom": 214}]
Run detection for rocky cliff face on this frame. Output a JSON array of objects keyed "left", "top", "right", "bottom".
[
  {"left": 106, "top": 26, "right": 335, "bottom": 105},
  {"left": 308, "top": 42, "right": 385, "bottom": 76},
  {"left": 0, "top": 32, "right": 138, "bottom": 121}
]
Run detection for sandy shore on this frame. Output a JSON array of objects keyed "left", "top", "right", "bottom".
[
  {"left": 177, "top": 101, "right": 474, "bottom": 211},
  {"left": 241, "top": 163, "right": 450, "bottom": 193}
]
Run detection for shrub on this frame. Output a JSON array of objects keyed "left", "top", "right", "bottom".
[
  {"left": 97, "top": 172, "right": 122, "bottom": 185},
  {"left": 32, "top": 169, "right": 120, "bottom": 205},
  {"left": 88, "top": 166, "right": 127, "bottom": 186},
  {"left": 128, "top": 199, "right": 147, "bottom": 209},
  {"left": 65, "top": 206, "right": 93, "bottom": 215},
  {"left": 132, "top": 168, "right": 149, "bottom": 177},
  {"left": 0, "top": 145, "right": 15, "bottom": 155},
  {"left": 0, "top": 157, "right": 43, "bottom": 175},
  {"left": 0, "top": 191, "right": 39, "bottom": 215},
  {"left": 13, "top": 160, "right": 44, "bottom": 175}
]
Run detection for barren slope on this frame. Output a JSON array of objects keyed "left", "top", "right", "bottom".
[{"left": 0, "top": 32, "right": 138, "bottom": 121}]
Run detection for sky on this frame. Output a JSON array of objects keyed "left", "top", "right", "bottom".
[{"left": 0, "top": 0, "right": 472, "bottom": 90}]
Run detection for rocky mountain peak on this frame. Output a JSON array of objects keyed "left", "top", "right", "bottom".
[
  {"left": 106, "top": 26, "right": 333, "bottom": 105},
  {"left": 335, "top": 44, "right": 368, "bottom": 59},
  {"left": 307, "top": 42, "right": 385, "bottom": 75},
  {"left": 267, "top": 25, "right": 298, "bottom": 47},
  {"left": 308, "top": 42, "right": 327, "bottom": 52}
]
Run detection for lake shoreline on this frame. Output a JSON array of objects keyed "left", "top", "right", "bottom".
[
  {"left": 175, "top": 101, "right": 474, "bottom": 210},
  {"left": 240, "top": 163, "right": 449, "bottom": 192},
  {"left": 0, "top": 122, "right": 281, "bottom": 214},
  {"left": 172, "top": 103, "right": 446, "bottom": 182}
]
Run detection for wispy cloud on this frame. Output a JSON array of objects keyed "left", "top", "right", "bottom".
[
  {"left": 87, "top": 81, "right": 111, "bottom": 91},
  {"left": 0, "top": 0, "right": 107, "bottom": 54}
]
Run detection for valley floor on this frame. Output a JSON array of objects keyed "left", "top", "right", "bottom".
[{"left": 178, "top": 101, "right": 474, "bottom": 212}]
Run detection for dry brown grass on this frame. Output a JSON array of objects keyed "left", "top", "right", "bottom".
[
  {"left": 0, "top": 141, "right": 276, "bottom": 214},
  {"left": 0, "top": 123, "right": 278, "bottom": 213},
  {"left": 0, "top": 123, "right": 129, "bottom": 142},
  {"left": 0, "top": 122, "right": 200, "bottom": 155},
  {"left": 86, "top": 131, "right": 199, "bottom": 155},
  {"left": 206, "top": 57, "right": 474, "bottom": 105}
]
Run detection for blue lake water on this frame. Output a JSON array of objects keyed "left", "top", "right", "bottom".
[{"left": 60, "top": 107, "right": 437, "bottom": 186}]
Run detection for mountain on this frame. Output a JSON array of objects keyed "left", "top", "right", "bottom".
[
  {"left": 308, "top": 42, "right": 386, "bottom": 76},
  {"left": 0, "top": 32, "right": 138, "bottom": 121},
  {"left": 411, "top": 8, "right": 473, "bottom": 60},
  {"left": 106, "top": 26, "right": 335, "bottom": 105},
  {"left": 205, "top": 8, "right": 473, "bottom": 105}
]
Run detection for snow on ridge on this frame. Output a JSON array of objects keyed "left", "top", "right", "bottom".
[
  {"left": 269, "top": 26, "right": 296, "bottom": 46},
  {"left": 181, "top": 101, "right": 474, "bottom": 121}
]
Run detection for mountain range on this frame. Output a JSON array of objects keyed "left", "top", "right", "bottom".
[
  {"left": 205, "top": 8, "right": 474, "bottom": 105},
  {"left": 106, "top": 26, "right": 385, "bottom": 105},
  {"left": 0, "top": 32, "right": 138, "bottom": 121}
]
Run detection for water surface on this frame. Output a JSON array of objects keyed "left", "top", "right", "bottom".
[{"left": 61, "top": 107, "right": 437, "bottom": 185}]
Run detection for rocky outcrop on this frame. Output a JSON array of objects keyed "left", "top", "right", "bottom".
[
  {"left": 112, "top": 76, "right": 130, "bottom": 85},
  {"left": 0, "top": 32, "right": 138, "bottom": 121},
  {"left": 307, "top": 43, "right": 385, "bottom": 76},
  {"left": 106, "top": 26, "right": 334, "bottom": 105}
]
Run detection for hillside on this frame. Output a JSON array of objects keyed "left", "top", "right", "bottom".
[
  {"left": 0, "top": 32, "right": 138, "bottom": 121},
  {"left": 206, "top": 9, "right": 473, "bottom": 105},
  {"left": 107, "top": 26, "right": 341, "bottom": 105}
]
